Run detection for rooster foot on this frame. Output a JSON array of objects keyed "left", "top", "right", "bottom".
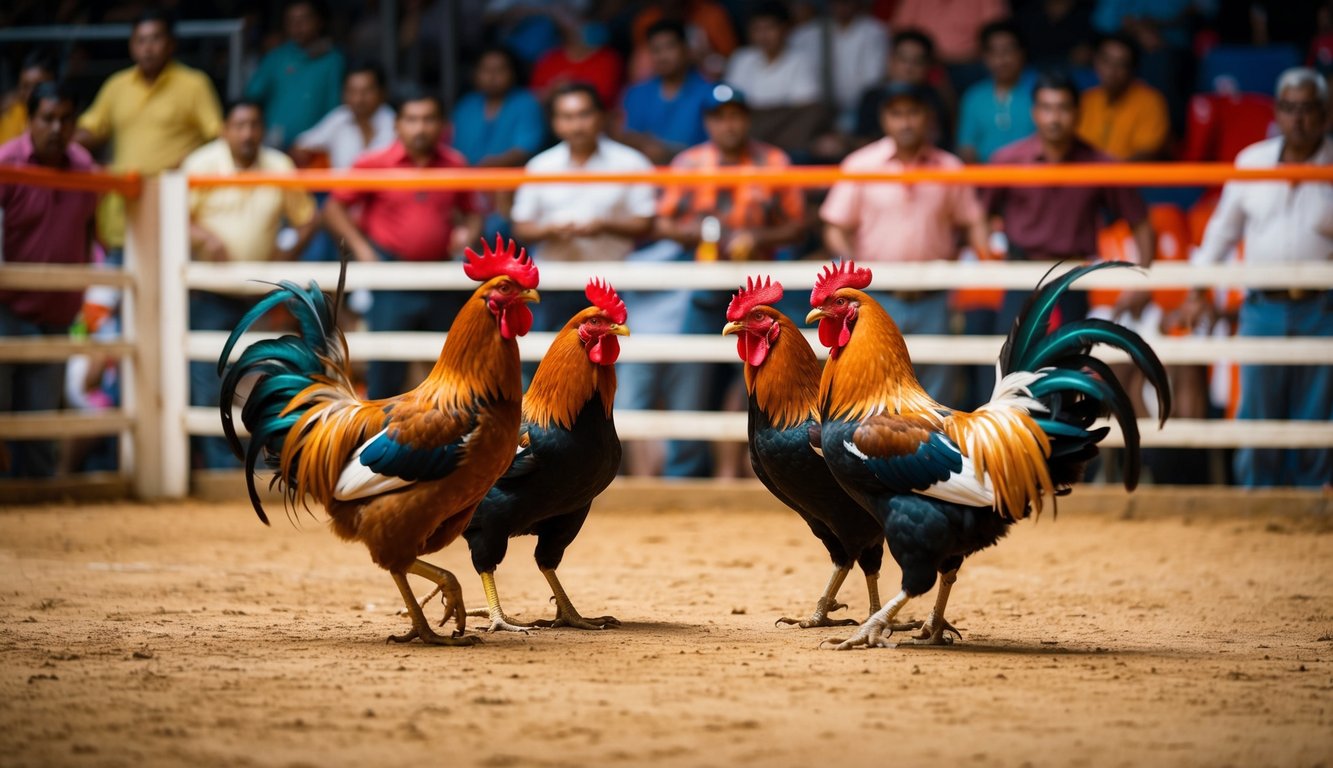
[
  {"left": 776, "top": 599, "right": 857, "bottom": 628},
  {"left": 821, "top": 590, "right": 912, "bottom": 650},
  {"left": 387, "top": 625, "right": 482, "bottom": 646},
  {"left": 821, "top": 620, "right": 892, "bottom": 650},
  {"left": 531, "top": 611, "right": 620, "bottom": 631},
  {"left": 900, "top": 615, "right": 961, "bottom": 646},
  {"left": 467, "top": 609, "right": 538, "bottom": 634}
]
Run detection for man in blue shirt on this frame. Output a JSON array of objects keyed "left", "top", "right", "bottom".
[
  {"left": 451, "top": 46, "right": 545, "bottom": 168},
  {"left": 956, "top": 20, "right": 1036, "bottom": 163},
  {"left": 618, "top": 20, "right": 714, "bottom": 165},
  {"left": 244, "top": 0, "right": 344, "bottom": 149}
]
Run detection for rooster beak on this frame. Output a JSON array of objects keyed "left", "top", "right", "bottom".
[
  {"left": 519, "top": 288, "right": 541, "bottom": 304},
  {"left": 721, "top": 321, "right": 743, "bottom": 336},
  {"left": 804, "top": 308, "right": 825, "bottom": 325},
  {"left": 608, "top": 323, "right": 630, "bottom": 337}
]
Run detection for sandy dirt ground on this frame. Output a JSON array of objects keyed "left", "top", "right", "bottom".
[{"left": 1, "top": 489, "right": 1331, "bottom": 768}]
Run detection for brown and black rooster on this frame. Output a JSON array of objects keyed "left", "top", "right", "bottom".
[
  {"left": 807, "top": 260, "right": 1170, "bottom": 649},
  {"left": 218, "top": 236, "right": 540, "bottom": 646},
  {"left": 460, "top": 278, "right": 630, "bottom": 632},
  {"left": 722, "top": 277, "right": 885, "bottom": 628}
]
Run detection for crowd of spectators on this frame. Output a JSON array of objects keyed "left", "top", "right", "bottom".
[{"left": 1, "top": 0, "right": 1330, "bottom": 488}]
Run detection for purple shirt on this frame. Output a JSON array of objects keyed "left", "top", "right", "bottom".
[
  {"left": 0, "top": 134, "right": 99, "bottom": 326},
  {"left": 983, "top": 135, "right": 1147, "bottom": 259}
]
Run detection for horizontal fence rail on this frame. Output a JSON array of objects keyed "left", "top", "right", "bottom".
[
  {"left": 183, "top": 259, "right": 1333, "bottom": 292},
  {"left": 193, "top": 331, "right": 1333, "bottom": 367}
]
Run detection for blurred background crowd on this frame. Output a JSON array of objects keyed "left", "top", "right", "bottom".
[{"left": 1, "top": 0, "right": 1330, "bottom": 488}]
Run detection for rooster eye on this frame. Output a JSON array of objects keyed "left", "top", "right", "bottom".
[
  {"left": 835, "top": 298, "right": 846, "bottom": 306},
  {"left": 590, "top": 317, "right": 602, "bottom": 325}
]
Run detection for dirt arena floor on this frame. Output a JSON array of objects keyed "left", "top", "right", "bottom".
[{"left": 1, "top": 483, "right": 1330, "bottom": 768}]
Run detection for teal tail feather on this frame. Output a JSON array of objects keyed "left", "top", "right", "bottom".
[
  {"left": 217, "top": 259, "right": 351, "bottom": 524},
  {"left": 999, "top": 261, "right": 1172, "bottom": 491}
]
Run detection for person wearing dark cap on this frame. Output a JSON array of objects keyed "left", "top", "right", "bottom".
[
  {"left": 821, "top": 81, "right": 991, "bottom": 403},
  {"left": 619, "top": 83, "right": 807, "bottom": 478}
]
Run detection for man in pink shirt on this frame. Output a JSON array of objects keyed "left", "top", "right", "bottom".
[
  {"left": 821, "top": 82, "right": 990, "bottom": 402},
  {"left": 0, "top": 82, "right": 99, "bottom": 476}
]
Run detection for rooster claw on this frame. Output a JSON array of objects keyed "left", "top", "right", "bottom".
[
  {"left": 777, "top": 615, "right": 859, "bottom": 629},
  {"left": 532, "top": 613, "right": 620, "bottom": 630},
  {"left": 386, "top": 626, "right": 482, "bottom": 647}
]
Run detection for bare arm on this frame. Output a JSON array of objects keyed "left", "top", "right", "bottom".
[
  {"left": 450, "top": 211, "right": 484, "bottom": 254},
  {"left": 322, "top": 198, "right": 377, "bottom": 262},
  {"left": 73, "top": 128, "right": 103, "bottom": 152},
  {"left": 579, "top": 215, "right": 654, "bottom": 240},
  {"left": 822, "top": 222, "right": 856, "bottom": 261},
  {"left": 966, "top": 217, "right": 992, "bottom": 260},
  {"left": 1131, "top": 218, "right": 1156, "bottom": 267}
]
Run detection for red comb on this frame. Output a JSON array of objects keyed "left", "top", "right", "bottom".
[
  {"left": 810, "top": 260, "right": 872, "bottom": 306},
  {"left": 463, "top": 234, "right": 539, "bottom": 289},
  {"left": 585, "top": 277, "right": 627, "bottom": 324},
  {"left": 726, "top": 276, "right": 784, "bottom": 321}
]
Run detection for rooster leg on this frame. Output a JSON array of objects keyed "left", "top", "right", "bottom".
[
  {"left": 408, "top": 560, "right": 469, "bottom": 636},
  {"left": 528, "top": 568, "right": 620, "bottom": 630},
  {"left": 821, "top": 590, "right": 911, "bottom": 650},
  {"left": 776, "top": 565, "right": 856, "bottom": 628},
  {"left": 901, "top": 569, "right": 962, "bottom": 646},
  {"left": 387, "top": 572, "right": 481, "bottom": 647},
  {"left": 466, "top": 571, "right": 537, "bottom": 633},
  {"left": 865, "top": 571, "right": 882, "bottom": 614}
]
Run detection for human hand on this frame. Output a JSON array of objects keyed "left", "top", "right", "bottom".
[
  {"left": 1112, "top": 290, "right": 1153, "bottom": 322},
  {"left": 198, "top": 232, "right": 229, "bottom": 262},
  {"left": 1163, "top": 291, "right": 1216, "bottom": 334},
  {"left": 726, "top": 230, "right": 756, "bottom": 261}
]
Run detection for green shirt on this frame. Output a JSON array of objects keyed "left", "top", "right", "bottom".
[{"left": 244, "top": 41, "right": 345, "bottom": 148}]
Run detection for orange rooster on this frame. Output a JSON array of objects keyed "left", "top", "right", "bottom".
[
  {"left": 806, "top": 260, "right": 1169, "bottom": 649},
  {"left": 218, "top": 236, "right": 540, "bottom": 646}
]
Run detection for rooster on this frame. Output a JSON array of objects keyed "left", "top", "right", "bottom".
[
  {"left": 806, "top": 260, "right": 1169, "bottom": 650},
  {"left": 217, "top": 236, "right": 540, "bottom": 646},
  {"left": 721, "top": 277, "right": 885, "bottom": 628},
  {"left": 458, "top": 278, "right": 629, "bottom": 632}
]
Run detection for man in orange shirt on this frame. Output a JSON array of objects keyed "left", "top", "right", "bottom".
[{"left": 1076, "top": 32, "right": 1170, "bottom": 160}]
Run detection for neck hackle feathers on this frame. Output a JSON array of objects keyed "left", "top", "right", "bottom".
[
  {"left": 586, "top": 278, "right": 627, "bottom": 323},
  {"left": 464, "top": 234, "right": 539, "bottom": 289},
  {"left": 727, "top": 276, "right": 784, "bottom": 322},
  {"left": 811, "top": 261, "right": 872, "bottom": 306}
]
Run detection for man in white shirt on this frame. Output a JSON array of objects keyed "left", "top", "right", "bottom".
[
  {"left": 789, "top": 0, "right": 889, "bottom": 132},
  {"left": 1188, "top": 67, "right": 1332, "bottom": 488},
  {"left": 724, "top": 2, "right": 820, "bottom": 108},
  {"left": 292, "top": 62, "right": 395, "bottom": 169},
  {"left": 511, "top": 82, "right": 656, "bottom": 329},
  {"left": 723, "top": 1, "right": 825, "bottom": 155}
]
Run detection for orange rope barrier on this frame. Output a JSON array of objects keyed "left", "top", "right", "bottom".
[
  {"left": 186, "top": 162, "right": 1333, "bottom": 190},
  {"left": 0, "top": 165, "right": 141, "bottom": 197}
]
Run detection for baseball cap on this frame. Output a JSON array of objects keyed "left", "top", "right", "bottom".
[{"left": 704, "top": 83, "right": 749, "bottom": 113}]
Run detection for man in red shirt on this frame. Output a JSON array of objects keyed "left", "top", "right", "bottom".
[
  {"left": 0, "top": 82, "right": 99, "bottom": 476},
  {"left": 325, "top": 89, "right": 482, "bottom": 398}
]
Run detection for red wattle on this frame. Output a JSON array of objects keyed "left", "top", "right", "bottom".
[
  {"left": 588, "top": 334, "right": 620, "bottom": 365},
  {"left": 500, "top": 304, "right": 534, "bottom": 339},
  {"left": 739, "top": 333, "right": 769, "bottom": 367}
]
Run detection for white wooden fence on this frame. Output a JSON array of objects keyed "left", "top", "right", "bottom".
[{"left": 2, "top": 171, "right": 1331, "bottom": 499}]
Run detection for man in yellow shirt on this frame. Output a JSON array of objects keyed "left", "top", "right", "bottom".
[
  {"left": 1076, "top": 33, "right": 1170, "bottom": 160},
  {"left": 75, "top": 9, "right": 223, "bottom": 253},
  {"left": 182, "top": 99, "right": 317, "bottom": 469},
  {"left": 0, "top": 52, "right": 55, "bottom": 145}
]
